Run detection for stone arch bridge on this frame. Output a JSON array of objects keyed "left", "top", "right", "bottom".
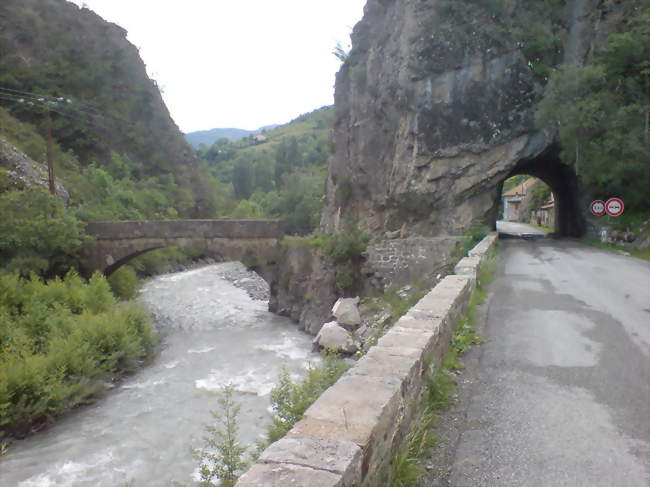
[{"left": 82, "top": 219, "right": 282, "bottom": 276}]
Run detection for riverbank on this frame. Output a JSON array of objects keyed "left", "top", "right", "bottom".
[{"left": 1, "top": 263, "right": 317, "bottom": 486}]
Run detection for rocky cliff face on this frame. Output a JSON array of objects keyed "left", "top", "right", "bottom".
[
  {"left": 320, "top": 0, "right": 633, "bottom": 240},
  {"left": 0, "top": 139, "right": 69, "bottom": 201},
  {"left": 271, "top": 0, "right": 643, "bottom": 335},
  {"left": 0, "top": 0, "right": 194, "bottom": 174}
]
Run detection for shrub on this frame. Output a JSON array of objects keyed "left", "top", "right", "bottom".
[
  {"left": 0, "top": 272, "right": 156, "bottom": 437},
  {"left": 107, "top": 265, "right": 139, "bottom": 300},
  {"left": 0, "top": 187, "right": 89, "bottom": 277},
  {"left": 264, "top": 355, "right": 350, "bottom": 446}
]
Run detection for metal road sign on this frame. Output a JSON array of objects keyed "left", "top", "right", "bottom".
[
  {"left": 605, "top": 197, "right": 624, "bottom": 217},
  {"left": 590, "top": 200, "right": 606, "bottom": 216}
]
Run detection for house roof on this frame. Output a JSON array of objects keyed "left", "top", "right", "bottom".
[{"left": 503, "top": 178, "right": 537, "bottom": 197}]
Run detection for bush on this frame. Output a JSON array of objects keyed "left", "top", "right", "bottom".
[
  {"left": 264, "top": 355, "right": 350, "bottom": 445},
  {"left": 310, "top": 227, "right": 369, "bottom": 264},
  {"left": 107, "top": 265, "right": 139, "bottom": 300},
  {"left": 0, "top": 187, "right": 89, "bottom": 277},
  {"left": 0, "top": 272, "right": 156, "bottom": 437}
]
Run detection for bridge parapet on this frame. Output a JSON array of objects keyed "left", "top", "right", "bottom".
[
  {"left": 82, "top": 219, "right": 283, "bottom": 276},
  {"left": 85, "top": 219, "right": 283, "bottom": 240}
]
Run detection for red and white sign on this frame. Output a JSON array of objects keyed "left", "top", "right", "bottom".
[
  {"left": 590, "top": 200, "right": 606, "bottom": 216},
  {"left": 605, "top": 197, "right": 624, "bottom": 217}
]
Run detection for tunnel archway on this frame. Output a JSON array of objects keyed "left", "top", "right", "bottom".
[{"left": 494, "top": 144, "right": 586, "bottom": 237}]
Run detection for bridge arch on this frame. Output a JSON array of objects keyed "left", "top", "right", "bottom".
[
  {"left": 492, "top": 144, "right": 585, "bottom": 237},
  {"left": 82, "top": 220, "right": 283, "bottom": 277}
]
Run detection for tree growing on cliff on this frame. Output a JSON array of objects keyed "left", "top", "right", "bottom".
[{"left": 536, "top": 9, "right": 650, "bottom": 209}]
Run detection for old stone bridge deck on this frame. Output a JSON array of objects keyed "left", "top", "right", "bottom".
[{"left": 83, "top": 219, "right": 283, "bottom": 275}]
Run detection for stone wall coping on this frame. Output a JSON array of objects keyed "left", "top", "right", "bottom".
[
  {"left": 85, "top": 219, "right": 283, "bottom": 240},
  {"left": 235, "top": 232, "right": 498, "bottom": 486}
]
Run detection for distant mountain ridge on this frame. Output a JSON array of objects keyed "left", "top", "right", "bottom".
[{"left": 185, "top": 125, "right": 279, "bottom": 148}]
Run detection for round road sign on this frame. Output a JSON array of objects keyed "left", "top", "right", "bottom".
[
  {"left": 605, "top": 197, "right": 624, "bottom": 217},
  {"left": 590, "top": 200, "right": 606, "bottom": 216}
]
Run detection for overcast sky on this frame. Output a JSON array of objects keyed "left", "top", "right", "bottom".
[{"left": 69, "top": 0, "right": 366, "bottom": 133}]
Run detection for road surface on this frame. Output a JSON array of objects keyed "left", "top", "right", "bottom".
[
  {"left": 497, "top": 220, "right": 548, "bottom": 237},
  {"left": 425, "top": 238, "right": 650, "bottom": 487}
]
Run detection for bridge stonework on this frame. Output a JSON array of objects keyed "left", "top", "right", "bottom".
[{"left": 82, "top": 220, "right": 283, "bottom": 276}]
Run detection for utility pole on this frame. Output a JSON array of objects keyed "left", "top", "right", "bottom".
[{"left": 44, "top": 106, "right": 56, "bottom": 195}]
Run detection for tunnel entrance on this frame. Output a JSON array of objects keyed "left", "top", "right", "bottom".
[{"left": 492, "top": 145, "right": 586, "bottom": 238}]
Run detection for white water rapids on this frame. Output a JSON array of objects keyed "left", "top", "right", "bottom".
[{"left": 0, "top": 263, "right": 318, "bottom": 486}]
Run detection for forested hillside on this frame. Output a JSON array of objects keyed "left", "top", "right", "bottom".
[{"left": 196, "top": 106, "right": 334, "bottom": 234}]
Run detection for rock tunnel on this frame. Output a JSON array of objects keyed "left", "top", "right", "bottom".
[{"left": 492, "top": 144, "right": 586, "bottom": 237}]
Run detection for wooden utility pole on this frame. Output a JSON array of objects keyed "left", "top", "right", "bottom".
[{"left": 44, "top": 107, "right": 56, "bottom": 195}]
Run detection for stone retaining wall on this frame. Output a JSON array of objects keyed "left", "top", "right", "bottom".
[
  {"left": 236, "top": 233, "right": 499, "bottom": 487},
  {"left": 365, "top": 236, "right": 460, "bottom": 288}
]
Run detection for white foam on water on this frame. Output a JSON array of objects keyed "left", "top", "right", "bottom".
[
  {"left": 256, "top": 335, "right": 313, "bottom": 361},
  {"left": 122, "top": 379, "right": 166, "bottom": 390},
  {"left": 18, "top": 450, "right": 115, "bottom": 487},
  {"left": 188, "top": 346, "right": 216, "bottom": 354},
  {"left": 163, "top": 360, "right": 180, "bottom": 369},
  {"left": 195, "top": 368, "right": 276, "bottom": 397}
]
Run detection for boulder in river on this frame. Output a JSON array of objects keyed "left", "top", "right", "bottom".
[
  {"left": 313, "top": 321, "right": 360, "bottom": 355},
  {"left": 332, "top": 297, "right": 361, "bottom": 329}
]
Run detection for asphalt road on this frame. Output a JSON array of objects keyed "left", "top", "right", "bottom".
[
  {"left": 424, "top": 238, "right": 650, "bottom": 487},
  {"left": 496, "top": 220, "right": 548, "bottom": 237}
]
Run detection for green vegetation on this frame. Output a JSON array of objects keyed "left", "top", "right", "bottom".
[
  {"left": 0, "top": 271, "right": 156, "bottom": 439},
  {"left": 583, "top": 237, "right": 650, "bottom": 262},
  {"left": 451, "top": 222, "right": 490, "bottom": 264},
  {"left": 192, "top": 385, "right": 249, "bottom": 487},
  {"left": 0, "top": 187, "right": 88, "bottom": 277},
  {"left": 362, "top": 281, "right": 432, "bottom": 351},
  {"left": 197, "top": 107, "right": 334, "bottom": 235},
  {"left": 418, "top": 0, "right": 567, "bottom": 78},
  {"left": 264, "top": 354, "right": 350, "bottom": 446},
  {"left": 536, "top": 7, "right": 650, "bottom": 211},
  {"left": 388, "top": 246, "right": 497, "bottom": 486},
  {"left": 309, "top": 226, "right": 370, "bottom": 294}
]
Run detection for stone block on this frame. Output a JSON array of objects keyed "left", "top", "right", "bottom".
[
  {"left": 291, "top": 374, "right": 403, "bottom": 447},
  {"left": 454, "top": 256, "right": 481, "bottom": 278},
  {"left": 235, "top": 462, "right": 343, "bottom": 487},
  {"left": 260, "top": 436, "right": 362, "bottom": 486}
]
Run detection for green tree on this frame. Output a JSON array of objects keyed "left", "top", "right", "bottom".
[
  {"left": 536, "top": 9, "right": 650, "bottom": 209},
  {"left": 0, "top": 187, "right": 88, "bottom": 276},
  {"left": 192, "top": 385, "right": 248, "bottom": 487}
]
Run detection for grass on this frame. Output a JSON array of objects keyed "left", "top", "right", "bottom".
[
  {"left": 582, "top": 237, "right": 650, "bottom": 262},
  {"left": 235, "top": 107, "right": 333, "bottom": 157},
  {"left": 388, "top": 245, "right": 498, "bottom": 487},
  {"left": 527, "top": 222, "right": 553, "bottom": 233},
  {"left": 362, "top": 281, "right": 432, "bottom": 352}
]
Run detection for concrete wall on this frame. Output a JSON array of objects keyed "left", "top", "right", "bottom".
[{"left": 236, "top": 233, "right": 499, "bottom": 487}]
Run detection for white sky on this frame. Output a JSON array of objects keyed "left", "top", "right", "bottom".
[{"left": 69, "top": 0, "right": 366, "bottom": 133}]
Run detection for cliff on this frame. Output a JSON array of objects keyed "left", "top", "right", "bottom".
[
  {"left": 274, "top": 0, "right": 645, "bottom": 334},
  {"left": 0, "top": 0, "right": 194, "bottom": 175},
  {"left": 320, "top": 0, "right": 640, "bottom": 238}
]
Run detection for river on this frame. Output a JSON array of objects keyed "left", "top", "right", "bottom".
[{"left": 0, "top": 263, "right": 318, "bottom": 487}]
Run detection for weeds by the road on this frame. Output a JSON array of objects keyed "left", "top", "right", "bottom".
[
  {"left": 583, "top": 237, "right": 650, "bottom": 262},
  {"left": 388, "top": 246, "right": 498, "bottom": 487}
]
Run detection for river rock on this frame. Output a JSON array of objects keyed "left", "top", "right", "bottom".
[
  {"left": 332, "top": 297, "right": 361, "bottom": 329},
  {"left": 313, "top": 321, "right": 359, "bottom": 355}
]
